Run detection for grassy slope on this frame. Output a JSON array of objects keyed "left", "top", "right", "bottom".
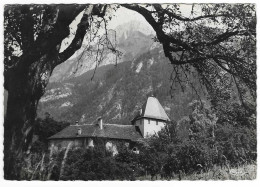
[{"left": 137, "top": 164, "right": 256, "bottom": 180}]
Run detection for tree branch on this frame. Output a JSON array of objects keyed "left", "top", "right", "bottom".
[
  {"left": 56, "top": 5, "right": 94, "bottom": 66},
  {"left": 34, "top": 5, "right": 87, "bottom": 54},
  {"left": 165, "top": 11, "right": 229, "bottom": 22},
  {"left": 20, "top": 5, "right": 35, "bottom": 52}
]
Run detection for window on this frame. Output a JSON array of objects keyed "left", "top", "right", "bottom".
[
  {"left": 132, "top": 147, "right": 140, "bottom": 154},
  {"left": 148, "top": 119, "right": 150, "bottom": 124},
  {"left": 156, "top": 121, "right": 158, "bottom": 125}
]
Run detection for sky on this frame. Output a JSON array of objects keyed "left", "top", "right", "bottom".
[
  {"left": 60, "top": 5, "right": 152, "bottom": 52},
  {"left": 107, "top": 4, "right": 194, "bottom": 28},
  {"left": 107, "top": 6, "right": 150, "bottom": 29}
]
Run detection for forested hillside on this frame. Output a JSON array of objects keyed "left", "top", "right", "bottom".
[{"left": 37, "top": 44, "right": 205, "bottom": 124}]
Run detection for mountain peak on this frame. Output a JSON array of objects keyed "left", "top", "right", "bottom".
[
  {"left": 115, "top": 20, "right": 155, "bottom": 40},
  {"left": 50, "top": 20, "right": 156, "bottom": 83}
]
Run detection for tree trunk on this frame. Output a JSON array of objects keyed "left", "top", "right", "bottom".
[
  {"left": 4, "top": 57, "right": 53, "bottom": 179},
  {"left": 4, "top": 4, "right": 96, "bottom": 179},
  {"left": 4, "top": 93, "right": 36, "bottom": 179}
]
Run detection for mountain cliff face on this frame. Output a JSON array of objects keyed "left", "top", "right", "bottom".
[
  {"left": 115, "top": 20, "right": 155, "bottom": 40},
  {"left": 49, "top": 20, "right": 155, "bottom": 82},
  {"left": 38, "top": 20, "right": 204, "bottom": 124}
]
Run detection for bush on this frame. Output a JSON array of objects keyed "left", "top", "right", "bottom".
[{"left": 62, "top": 148, "right": 138, "bottom": 180}]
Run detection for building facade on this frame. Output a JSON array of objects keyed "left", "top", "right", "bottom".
[
  {"left": 48, "top": 96, "right": 170, "bottom": 154},
  {"left": 132, "top": 96, "right": 170, "bottom": 137}
]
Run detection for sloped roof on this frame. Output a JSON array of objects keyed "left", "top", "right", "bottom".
[
  {"left": 133, "top": 96, "right": 170, "bottom": 121},
  {"left": 48, "top": 123, "right": 143, "bottom": 141}
]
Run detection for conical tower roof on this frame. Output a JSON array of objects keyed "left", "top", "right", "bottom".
[{"left": 138, "top": 96, "right": 170, "bottom": 121}]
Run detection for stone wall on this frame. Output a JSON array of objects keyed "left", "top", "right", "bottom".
[{"left": 49, "top": 137, "right": 139, "bottom": 155}]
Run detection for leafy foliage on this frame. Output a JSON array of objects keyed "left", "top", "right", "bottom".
[
  {"left": 133, "top": 99, "right": 256, "bottom": 179},
  {"left": 15, "top": 99, "right": 256, "bottom": 180},
  {"left": 31, "top": 113, "right": 70, "bottom": 153},
  {"left": 122, "top": 4, "right": 256, "bottom": 115},
  {"left": 62, "top": 148, "right": 138, "bottom": 180}
]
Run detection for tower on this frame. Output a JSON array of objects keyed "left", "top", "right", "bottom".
[{"left": 132, "top": 96, "right": 170, "bottom": 137}]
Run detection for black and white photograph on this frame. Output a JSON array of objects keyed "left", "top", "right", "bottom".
[{"left": 1, "top": 1, "right": 257, "bottom": 181}]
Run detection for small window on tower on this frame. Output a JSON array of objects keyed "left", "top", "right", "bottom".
[
  {"left": 156, "top": 121, "right": 158, "bottom": 125},
  {"left": 148, "top": 119, "right": 150, "bottom": 124}
]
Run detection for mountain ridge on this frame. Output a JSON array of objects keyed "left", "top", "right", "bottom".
[
  {"left": 50, "top": 20, "right": 156, "bottom": 83},
  {"left": 38, "top": 20, "right": 204, "bottom": 125},
  {"left": 38, "top": 45, "right": 204, "bottom": 125}
]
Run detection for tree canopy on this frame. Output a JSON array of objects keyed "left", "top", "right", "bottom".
[
  {"left": 4, "top": 4, "right": 256, "bottom": 100},
  {"left": 121, "top": 4, "right": 256, "bottom": 110}
]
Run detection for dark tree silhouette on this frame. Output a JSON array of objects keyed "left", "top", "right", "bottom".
[
  {"left": 121, "top": 4, "right": 256, "bottom": 104},
  {"left": 4, "top": 4, "right": 109, "bottom": 179}
]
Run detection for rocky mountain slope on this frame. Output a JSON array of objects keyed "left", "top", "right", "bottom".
[
  {"left": 38, "top": 20, "right": 205, "bottom": 124},
  {"left": 49, "top": 20, "right": 155, "bottom": 82},
  {"left": 38, "top": 43, "right": 204, "bottom": 124}
]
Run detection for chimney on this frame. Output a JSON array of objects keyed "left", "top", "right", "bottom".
[
  {"left": 77, "top": 128, "right": 82, "bottom": 135},
  {"left": 97, "top": 117, "right": 103, "bottom": 129},
  {"left": 75, "top": 121, "right": 79, "bottom": 126}
]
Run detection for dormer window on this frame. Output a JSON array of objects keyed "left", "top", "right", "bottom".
[{"left": 77, "top": 128, "right": 82, "bottom": 135}]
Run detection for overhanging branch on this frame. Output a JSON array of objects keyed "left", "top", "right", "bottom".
[{"left": 56, "top": 5, "right": 94, "bottom": 66}]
